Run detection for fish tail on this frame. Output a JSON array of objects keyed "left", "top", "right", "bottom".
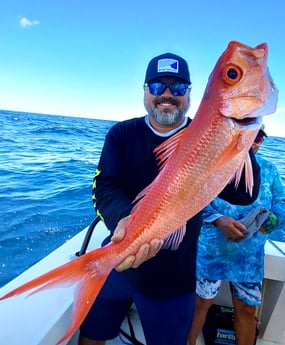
[
  {"left": 0, "top": 261, "right": 79, "bottom": 299},
  {"left": 55, "top": 273, "right": 109, "bottom": 345},
  {"left": 0, "top": 246, "right": 113, "bottom": 344}
]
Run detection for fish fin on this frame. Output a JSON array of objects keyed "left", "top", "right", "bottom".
[
  {"left": 209, "top": 138, "right": 242, "bottom": 173},
  {"left": 154, "top": 127, "right": 188, "bottom": 170},
  {"left": 132, "top": 128, "right": 187, "bottom": 206},
  {"left": 233, "top": 152, "right": 253, "bottom": 196},
  {"left": 132, "top": 184, "right": 152, "bottom": 206},
  {"left": 55, "top": 274, "right": 108, "bottom": 345},
  {"left": 162, "top": 223, "right": 187, "bottom": 250},
  {"left": 0, "top": 252, "right": 91, "bottom": 299},
  {"left": 243, "top": 153, "right": 254, "bottom": 196},
  {"left": 0, "top": 262, "right": 77, "bottom": 300},
  {"left": 0, "top": 247, "right": 112, "bottom": 344}
]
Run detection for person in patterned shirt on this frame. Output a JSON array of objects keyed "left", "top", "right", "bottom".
[{"left": 188, "top": 126, "right": 285, "bottom": 345}]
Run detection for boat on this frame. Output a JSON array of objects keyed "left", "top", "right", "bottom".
[{"left": 0, "top": 218, "right": 284, "bottom": 345}]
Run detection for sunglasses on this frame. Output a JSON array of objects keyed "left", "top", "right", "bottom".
[
  {"left": 254, "top": 134, "right": 264, "bottom": 145},
  {"left": 144, "top": 82, "right": 191, "bottom": 96}
]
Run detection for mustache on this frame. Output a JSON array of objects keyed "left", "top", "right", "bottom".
[{"left": 154, "top": 97, "right": 180, "bottom": 107}]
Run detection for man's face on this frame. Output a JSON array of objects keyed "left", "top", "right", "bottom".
[{"left": 144, "top": 77, "right": 191, "bottom": 128}]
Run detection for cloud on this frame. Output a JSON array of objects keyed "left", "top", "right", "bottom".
[
  {"left": 276, "top": 106, "right": 285, "bottom": 113},
  {"left": 19, "top": 16, "right": 40, "bottom": 28}
]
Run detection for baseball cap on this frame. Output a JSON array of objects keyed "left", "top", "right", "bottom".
[{"left": 144, "top": 53, "right": 191, "bottom": 84}]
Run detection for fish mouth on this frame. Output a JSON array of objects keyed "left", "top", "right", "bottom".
[
  {"left": 229, "top": 116, "right": 263, "bottom": 130},
  {"left": 232, "top": 117, "right": 258, "bottom": 125}
]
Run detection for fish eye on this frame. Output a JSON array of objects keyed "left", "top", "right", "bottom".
[
  {"left": 222, "top": 64, "right": 243, "bottom": 85},
  {"left": 227, "top": 68, "right": 238, "bottom": 79}
]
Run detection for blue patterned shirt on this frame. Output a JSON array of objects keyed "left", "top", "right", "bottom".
[{"left": 197, "top": 154, "right": 285, "bottom": 282}]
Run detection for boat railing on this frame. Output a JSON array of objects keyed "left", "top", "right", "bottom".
[{"left": 76, "top": 216, "right": 101, "bottom": 256}]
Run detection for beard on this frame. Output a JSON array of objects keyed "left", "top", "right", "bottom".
[{"left": 144, "top": 96, "right": 190, "bottom": 126}]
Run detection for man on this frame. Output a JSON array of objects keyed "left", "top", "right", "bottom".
[
  {"left": 79, "top": 53, "right": 261, "bottom": 345},
  {"left": 188, "top": 127, "right": 285, "bottom": 345}
]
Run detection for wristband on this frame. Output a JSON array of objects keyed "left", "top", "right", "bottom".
[{"left": 260, "top": 211, "right": 279, "bottom": 234}]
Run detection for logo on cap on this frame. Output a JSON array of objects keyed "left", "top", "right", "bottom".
[{"left": 157, "top": 58, "right": 179, "bottom": 74}]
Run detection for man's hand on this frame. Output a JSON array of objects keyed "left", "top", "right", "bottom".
[
  {"left": 213, "top": 216, "right": 246, "bottom": 240},
  {"left": 111, "top": 216, "right": 163, "bottom": 272}
]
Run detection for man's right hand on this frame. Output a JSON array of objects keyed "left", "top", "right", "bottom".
[{"left": 111, "top": 216, "right": 163, "bottom": 272}]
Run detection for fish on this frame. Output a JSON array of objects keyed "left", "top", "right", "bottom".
[{"left": 0, "top": 41, "right": 278, "bottom": 344}]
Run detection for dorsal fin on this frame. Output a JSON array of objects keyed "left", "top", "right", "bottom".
[
  {"left": 154, "top": 127, "right": 188, "bottom": 170},
  {"left": 132, "top": 184, "right": 152, "bottom": 209},
  {"left": 131, "top": 127, "right": 188, "bottom": 207}
]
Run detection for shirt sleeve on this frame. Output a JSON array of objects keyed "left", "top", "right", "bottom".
[
  {"left": 202, "top": 203, "right": 224, "bottom": 224},
  {"left": 92, "top": 124, "right": 133, "bottom": 233},
  {"left": 269, "top": 162, "right": 285, "bottom": 230}
]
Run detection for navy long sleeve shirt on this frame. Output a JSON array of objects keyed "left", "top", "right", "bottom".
[{"left": 92, "top": 116, "right": 260, "bottom": 299}]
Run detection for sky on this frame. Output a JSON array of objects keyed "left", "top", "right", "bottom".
[{"left": 0, "top": 0, "right": 284, "bottom": 137}]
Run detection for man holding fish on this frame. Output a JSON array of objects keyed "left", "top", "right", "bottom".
[
  {"left": 79, "top": 45, "right": 270, "bottom": 345},
  {"left": 0, "top": 41, "right": 277, "bottom": 345}
]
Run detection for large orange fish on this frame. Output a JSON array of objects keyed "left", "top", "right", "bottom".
[{"left": 0, "top": 41, "right": 278, "bottom": 344}]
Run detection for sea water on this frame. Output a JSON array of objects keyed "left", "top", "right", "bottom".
[
  {"left": 0, "top": 110, "right": 115, "bottom": 287},
  {"left": 0, "top": 109, "right": 284, "bottom": 287}
]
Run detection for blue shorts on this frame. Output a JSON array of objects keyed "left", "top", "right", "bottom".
[
  {"left": 196, "top": 278, "right": 262, "bottom": 306},
  {"left": 80, "top": 269, "right": 195, "bottom": 345}
]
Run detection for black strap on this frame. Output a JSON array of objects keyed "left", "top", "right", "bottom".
[
  {"left": 119, "top": 312, "right": 145, "bottom": 345},
  {"left": 76, "top": 216, "right": 101, "bottom": 256}
]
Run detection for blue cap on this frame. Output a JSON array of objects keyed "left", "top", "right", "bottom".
[{"left": 144, "top": 52, "right": 191, "bottom": 84}]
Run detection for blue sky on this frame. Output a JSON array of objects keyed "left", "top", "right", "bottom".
[{"left": 0, "top": 0, "right": 284, "bottom": 136}]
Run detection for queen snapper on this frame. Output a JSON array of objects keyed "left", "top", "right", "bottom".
[{"left": 0, "top": 41, "right": 278, "bottom": 344}]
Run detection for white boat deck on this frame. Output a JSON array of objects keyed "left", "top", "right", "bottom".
[
  {"left": 67, "top": 304, "right": 280, "bottom": 345},
  {"left": 0, "top": 222, "right": 284, "bottom": 345}
]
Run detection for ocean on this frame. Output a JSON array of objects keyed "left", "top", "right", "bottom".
[{"left": 0, "top": 109, "right": 284, "bottom": 288}]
